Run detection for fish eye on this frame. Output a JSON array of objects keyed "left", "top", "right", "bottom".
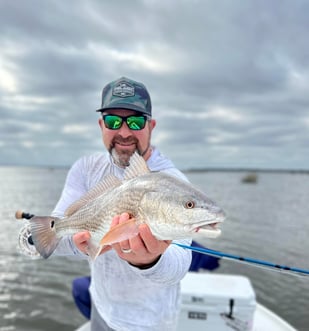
[{"left": 185, "top": 200, "right": 195, "bottom": 209}]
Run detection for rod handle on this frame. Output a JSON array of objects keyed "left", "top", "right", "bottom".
[{"left": 15, "top": 210, "right": 34, "bottom": 220}]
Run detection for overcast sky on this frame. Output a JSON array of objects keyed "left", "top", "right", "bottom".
[{"left": 1, "top": 0, "right": 309, "bottom": 170}]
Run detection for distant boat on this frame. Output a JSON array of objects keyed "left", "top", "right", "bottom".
[{"left": 242, "top": 173, "right": 258, "bottom": 183}]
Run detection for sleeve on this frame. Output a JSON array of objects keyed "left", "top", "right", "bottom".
[
  {"left": 52, "top": 158, "right": 88, "bottom": 218},
  {"left": 51, "top": 158, "right": 89, "bottom": 257},
  {"left": 127, "top": 238, "right": 192, "bottom": 285}
]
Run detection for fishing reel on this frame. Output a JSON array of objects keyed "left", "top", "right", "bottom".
[{"left": 16, "top": 211, "right": 41, "bottom": 259}]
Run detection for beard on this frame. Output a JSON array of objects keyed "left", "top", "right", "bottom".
[
  {"left": 109, "top": 135, "right": 148, "bottom": 167},
  {"left": 110, "top": 148, "right": 135, "bottom": 167}
]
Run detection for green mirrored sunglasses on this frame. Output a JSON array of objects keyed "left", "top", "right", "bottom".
[{"left": 102, "top": 114, "right": 148, "bottom": 130}]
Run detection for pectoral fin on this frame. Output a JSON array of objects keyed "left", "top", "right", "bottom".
[
  {"left": 86, "top": 238, "right": 103, "bottom": 260},
  {"left": 100, "top": 219, "right": 139, "bottom": 246},
  {"left": 86, "top": 242, "right": 112, "bottom": 260}
]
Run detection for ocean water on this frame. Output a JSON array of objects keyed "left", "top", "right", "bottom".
[{"left": 1, "top": 167, "right": 309, "bottom": 331}]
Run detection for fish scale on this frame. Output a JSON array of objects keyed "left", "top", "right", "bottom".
[{"left": 60, "top": 184, "right": 145, "bottom": 241}]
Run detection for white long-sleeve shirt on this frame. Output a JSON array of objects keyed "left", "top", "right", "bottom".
[{"left": 52, "top": 147, "right": 192, "bottom": 331}]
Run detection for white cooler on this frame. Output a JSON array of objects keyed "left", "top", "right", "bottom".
[{"left": 177, "top": 272, "right": 256, "bottom": 331}]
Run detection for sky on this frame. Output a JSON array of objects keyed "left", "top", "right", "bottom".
[{"left": 1, "top": 0, "right": 309, "bottom": 170}]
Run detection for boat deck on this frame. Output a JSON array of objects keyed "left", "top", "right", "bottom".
[
  {"left": 76, "top": 303, "right": 296, "bottom": 331},
  {"left": 76, "top": 273, "right": 297, "bottom": 331}
]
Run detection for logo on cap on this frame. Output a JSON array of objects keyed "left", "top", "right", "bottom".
[{"left": 113, "top": 81, "right": 135, "bottom": 98}]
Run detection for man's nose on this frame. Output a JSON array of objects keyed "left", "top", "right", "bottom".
[{"left": 118, "top": 121, "right": 132, "bottom": 138}]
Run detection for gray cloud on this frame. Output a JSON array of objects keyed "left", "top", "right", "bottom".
[{"left": 0, "top": 0, "right": 308, "bottom": 169}]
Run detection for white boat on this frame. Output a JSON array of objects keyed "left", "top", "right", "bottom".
[{"left": 76, "top": 272, "right": 297, "bottom": 331}]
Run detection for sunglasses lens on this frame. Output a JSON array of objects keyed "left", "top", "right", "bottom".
[
  {"left": 103, "top": 115, "right": 123, "bottom": 130},
  {"left": 103, "top": 115, "right": 147, "bottom": 130},
  {"left": 127, "top": 116, "right": 146, "bottom": 130}
]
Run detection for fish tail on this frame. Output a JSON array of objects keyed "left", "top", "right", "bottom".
[
  {"left": 30, "top": 216, "right": 60, "bottom": 259},
  {"left": 18, "top": 222, "right": 41, "bottom": 258}
]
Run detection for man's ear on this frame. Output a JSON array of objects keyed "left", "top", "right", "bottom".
[
  {"left": 98, "top": 118, "right": 104, "bottom": 129},
  {"left": 150, "top": 119, "right": 156, "bottom": 130}
]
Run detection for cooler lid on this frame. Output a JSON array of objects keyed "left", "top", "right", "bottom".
[{"left": 181, "top": 272, "right": 256, "bottom": 306}]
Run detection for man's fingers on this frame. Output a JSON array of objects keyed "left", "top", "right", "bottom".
[
  {"left": 72, "top": 231, "right": 91, "bottom": 254},
  {"left": 100, "top": 245, "right": 112, "bottom": 254},
  {"left": 119, "top": 213, "right": 130, "bottom": 223},
  {"left": 139, "top": 224, "right": 171, "bottom": 253},
  {"left": 110, "top": 212, "right": 130, "bottom": 228},
  {"left": 74, "top": 231, "right": 91, "bottom": 244},
  {"left": 110, "top": 215, "right": 120, "bottom": 228}
]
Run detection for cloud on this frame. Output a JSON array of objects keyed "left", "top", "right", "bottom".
[{"left": 0, "top": 0, "right": 309, "bottom": 169}]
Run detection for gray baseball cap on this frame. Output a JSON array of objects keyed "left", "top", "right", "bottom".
[{"left": 96, "top": 77, "right": 152, "bottom": 117}]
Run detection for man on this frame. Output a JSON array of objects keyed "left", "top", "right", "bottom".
[{"left": 52, "top": 77, "right": 192, "bottom": 331}]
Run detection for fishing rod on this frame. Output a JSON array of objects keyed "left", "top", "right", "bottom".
[
  {"left": 16, "top": 210, "right": 309, "bottom": 276},
  {"left": 174, "top": 243, "right": 309, "bottom": 277}
]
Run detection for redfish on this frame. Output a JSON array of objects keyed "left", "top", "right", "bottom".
[{"left": 17, "top": 153, "right": 225, "bottom": 259}]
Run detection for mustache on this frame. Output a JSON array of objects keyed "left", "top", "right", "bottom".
[{"left": 111, "top": 135, "right": 138, "bottom": 145}]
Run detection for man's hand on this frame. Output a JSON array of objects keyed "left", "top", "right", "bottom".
[
  {"left": 111, "top": 213, "right": 171, "bottom": 268},
  {"left": 72, "top": 231, "right": 91, "bottom": 254},
  {"left": 73, "top": 231, "right": 112, "bottom": 255},
  {"left": 72, "top": 213, "right": 170, "bottom": 266}
]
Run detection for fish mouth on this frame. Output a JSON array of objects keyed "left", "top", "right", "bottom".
[{"left": 192, "top": 221, "right": 222, "bottom": 239}]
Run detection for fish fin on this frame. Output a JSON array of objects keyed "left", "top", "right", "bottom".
[
  {"left": 30, "top": 216, "right": 61, "bottom": 259},
  {"left": 86, "top": 242, "right": 112, "bottom": 260},
  {"left": 18, "top": 222, "right": 41, "bottom": 259},
  {"left": 86, "top": 238, "right": 103, "bottom": 260},
  {"left": 100, "top": 219, "right": 140, "bottom": 246},
  {"left": 124, "top": 152, "right": 150, "bottom": 181},
  {"left": 65, "top": 175, "right": 122, "bottom": 216}
]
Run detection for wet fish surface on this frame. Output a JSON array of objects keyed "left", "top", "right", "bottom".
[{"left": 18, "top": 153, "right": 225, "bottom": 259}]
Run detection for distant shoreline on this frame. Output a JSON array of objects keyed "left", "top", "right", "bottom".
[
  {"left": 184, "top": 168, "right": 309, "bottom": 174},
  {"left": 1, "top": 164, "right": 309, "bottom": 174}
]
